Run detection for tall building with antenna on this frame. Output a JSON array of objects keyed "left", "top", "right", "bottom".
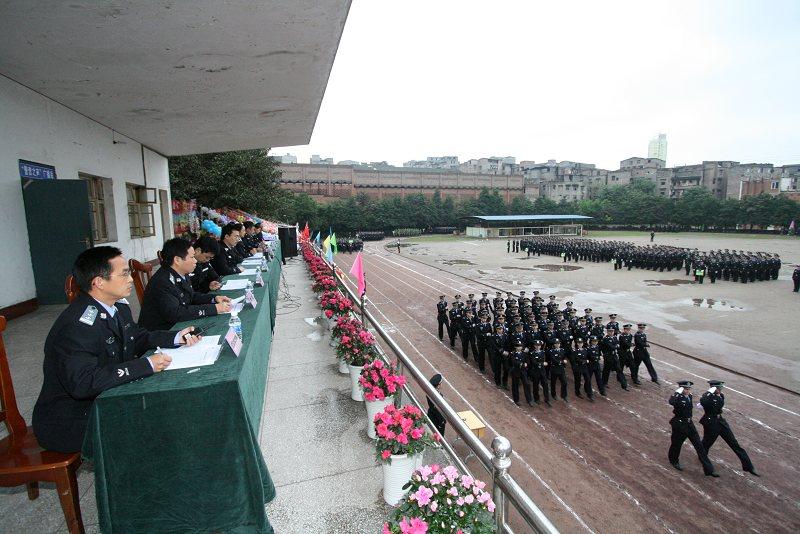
[{"left": 648, "top": 133, "right": 668, "bottom": 162}]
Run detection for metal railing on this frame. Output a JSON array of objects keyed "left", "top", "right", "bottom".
[{"left": 314, "top": 246, "right": 559, "bottom": 534}]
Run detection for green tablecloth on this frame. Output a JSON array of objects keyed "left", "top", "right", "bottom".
[{"left": 83, "top": 251, "right": 282, "bottom": 533}]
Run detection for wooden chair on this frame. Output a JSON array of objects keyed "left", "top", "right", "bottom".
[
  {"left": 64, "top": 275, "right": 80, "bottom": 303},
  {"left": 129, "top": 258, "right": 153, "bottom": 305},
  {"left": 0, "top": 316, "right": 85, "bottom": 533}
]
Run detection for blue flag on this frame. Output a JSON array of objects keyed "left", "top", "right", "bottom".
[
  {"left": 326, "top": 246, "right": 334, "bottom": 264},
  {"left": 314, "top": 231, "right": 321, "bottom": 245}
]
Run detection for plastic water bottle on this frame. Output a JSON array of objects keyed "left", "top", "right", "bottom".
[
  {"left": 261, "top": 255, "right": 268, "bottom": 271},
  {"left": 246, "top": 279, "right": 254, "bottom": 291},
  {"left": 228, "top": 310, "right": 242, "bottom": 340}
]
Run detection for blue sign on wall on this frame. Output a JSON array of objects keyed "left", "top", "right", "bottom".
[{"left": 19, "top": 159, "right": 57, "bottom": 180}]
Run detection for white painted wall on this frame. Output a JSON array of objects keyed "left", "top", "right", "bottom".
[{"left": 0, "top": 76, "right": 172, "bottom": 309}]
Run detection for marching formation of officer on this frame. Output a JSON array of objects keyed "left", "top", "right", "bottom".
[
  {"left": 519, "top": 236, "right": 781, "bottom": 284},
  {"left": 435, "top": 290, "right": 661, "bottom": 408}
]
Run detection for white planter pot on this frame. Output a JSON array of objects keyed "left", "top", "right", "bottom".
[
  {"left": 338, "top": 359, "right": 349, "bottom": 374},
  {"left": 382, "top": 454, "right": 417, "bottom": 506},
  {"left": 349, "top": 365, "right": 364, "bottom": 401},
  {"left": 365, "top": 396, "right": 395, "bottom": 440}
]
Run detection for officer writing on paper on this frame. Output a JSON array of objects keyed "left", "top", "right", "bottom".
[
  {"left": 32, "top": 246, "right": 201, "bottom": 453},
  {"left": 139, "top": 238, "right": 232, "bottom": 331}
]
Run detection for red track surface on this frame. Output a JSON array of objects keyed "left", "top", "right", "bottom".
[{"left": 332, "top": 241, "right": 800, "bottom": 534}]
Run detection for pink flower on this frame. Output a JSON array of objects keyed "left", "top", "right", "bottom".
[
  {"left": 382, "top": 523, "right": 392, "bottom": 534},
  {"left": 474, "top": 480, "right": 486, "bottom": 490},
  {"left": 387, "top": 383, "right": 397, "bottom": 394},
  {"left": 324, "top": 309, "right": 333, "bottom": 318},
  {"left": 431, "top": 473, "right": 446, "bottom": 485},
  {"left": 447, "top": 486, "right": 458, "bottom": 496},
  {"left": 456, "top": 497, "right": 464, "bottom": 506},
  {"left": 487, "top": 501, "right": 496, "bottom": 513},
  {"left": 464, "top": 494, "right": 474, "bottom": 504},
  {"left": 399, "top": 517, "right": 428, "bottom": 534},
  {"left": 429, "top": 501, "right": 438, "bottom": 512},
  {"left": 372, "top": 387, "right": 385, "bottom": 401},
  {"left": 396, "top": 433, "right": 409, "bottom": 445},
  {"left": 418, "top": 465, "right": 433, "bottom": 478},
  {"left": 430, "top": 464, "right": 440, "bottom": 473},
  {"left": 381, "top": 450, "right": 392, "bottom": 460},
  {"left": 376, "top": 423, "right": 389, "bottom": 437},
  {"left": 410, "top": 427, "right": 423, "bottom": 440},
  {"left": 460, "top": 475, "right": 474, "bottom": 489},
  {"left": 379, "top": 368, "right": 390, "bottom": 379},
  {"left": 340, "top": 335, "right": 350, "bottom": 344},
  {"left": 443, "top": 466, "right": 459, "bottom": 482},
  {"left": 413, "top": 486, "right": 434, "bottom": 506},
  {"left": 374, "top": 360, "right": 384, "bottom": 369},
  {"left": 477, "top": 492, "right": 491, "bottom": 504}
]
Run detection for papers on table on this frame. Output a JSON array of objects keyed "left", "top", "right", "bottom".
[
  {"left": 252, "top": 252, "right": 264, "bottom": 259},
  {"left": 238, "top": 269, "right": 258, "bottom": 276},
  {"left": 220, "top": 279, "right": 249, "bottom": 290},
  {"left": 241, "top": 260, "right": 261, "bottom": 266},
  {"left": 161, "top": 336, "right": 222, "bottom": 371},
  {"left": 230, "top": 295, "right": 245, "bottom": 304}
]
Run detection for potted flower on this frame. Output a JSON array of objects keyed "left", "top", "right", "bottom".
[
  {"left": 383, "top": 464, "right": 496, "bottom": 533},
  {"left": 312, "top": 275, "right": 336, "bottom": 293},
  {"left": 360, "top": 359, "right": 406, "bottom": 439},
  {"left": 319, "top": 290, "right": 353, "bottom": 329},
  {"left": 375, "top": 404, "right": 440, "bottom": 505},
  {"left": 337, "top": 328, "right": 377, "bottom": 400},
  {"left": 332, "top": 315, "right": 362, "bottom": 373}
]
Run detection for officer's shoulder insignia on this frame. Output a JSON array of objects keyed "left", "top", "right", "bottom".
[
  {"left": 169, "top": 274, "right": 175, "bottom": 284},
  {"left": 116, "top": 298, "right": 129, "bottom": 305},
  {"left": 79, "top": 305, "right": 98, "bottom": 325},
  {"left": 106, "top": 337, "right": 115, "bottom": 344}
]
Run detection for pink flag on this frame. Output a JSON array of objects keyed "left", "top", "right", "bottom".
[{"left": 349, "top": 252, "right": 366, "bottom": 296}]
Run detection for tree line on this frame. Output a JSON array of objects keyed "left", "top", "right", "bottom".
[{"left": 169, "top": 151, "right": 800, "bottom": 235}]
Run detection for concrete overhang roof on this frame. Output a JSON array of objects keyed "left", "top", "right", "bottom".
[{"left": 0, "top": 0, "right": 351, "bottom": 155}]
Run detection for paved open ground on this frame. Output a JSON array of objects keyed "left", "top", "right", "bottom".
[{"left": 334, "top": 234, "right": 800, "bottom": 534}]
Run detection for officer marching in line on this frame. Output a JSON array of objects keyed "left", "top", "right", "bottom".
[
  {"left": 474, "top": 313, "right": 493, "bottom": 373},
  {"left": 460, "top": 308, "right": 478, "bottom": 361},
  {"left": 668, "top": 380, "right": 718, "bottom": 476},
  {"left": 617, "top": 323, "right": 635, "bottom": 382},
  {"left": 436, "top": 295, "right": 449, "bottom": 341},
  {"left": 528, "top": 339, "right": 551, "bottom": 407},
  {"left": 447, "top": 296, "right": 461, "bottom": 348},
  {"left": 700, "top": 380, "right": 759, "bottom": 476},
  {"left": 572, "top": 338, "right": 594, "bottom": 401},
  {"left": 600, "top": 325, "right": 629, "bottom": 391},
  {"left": 586, "top": 336, "right": 606, "bottom": 397},
  {"left": 509, "top": 340, "right": 532, "bottom": 406},
  {"left": 547, "top": 338, "right": 569, "bottom": 402},
  {"left": 633, "top": 323, "right": 659, "bottom": 384},
  {"left": 489, "top": 324, "right": 509, "bottom": 388}
]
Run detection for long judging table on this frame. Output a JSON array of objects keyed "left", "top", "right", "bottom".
[{"left": 82, "top": 249, "right": 282, "bottom": 533}]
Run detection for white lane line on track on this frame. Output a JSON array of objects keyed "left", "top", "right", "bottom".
[
  {"left": 338, "top": 267, "right": 596, "bottom": 533},
  {"left": 356, "top": 256, "right": 768, "bottom": 524},
  {"left": 373, "top": 246, "right": 800, "bottom": 420}
]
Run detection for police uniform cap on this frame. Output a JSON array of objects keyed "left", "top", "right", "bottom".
[
  {"left": 609, "top": 313, "right": 617, "bottom": 318},
  {"left": 533, "top": 291, "right": 540, "bottom": 295},
  {"left": 495, "top": 324, "right": 504, "bottom": 330},
  {"left": 589, "top": 336, "right": 598, "bottom": 341},
  {"left": 482, "top": 292, "right": 488, "bottom": 296},
  {"left": 594, "top": 316, "right": 603, "bottom": 321},
  {"left": 575, "top": 338, "right": 585, "bottom": 343},
  {"left": 513, "top": 340, "right": 524, "bottom": 347},
  {"left": 552, "top": 339, "right": 561, "bottom": 344},
  {"left": 455, "top": 294, "right": 461, "bottom": 299},
  {"left": 566, "top": 301, "right": 573, "bottom": 305},
  {"left": 533, "top": 339, "right": 543, "bottom": 345},
  {"left": 708, "top": 380, "right": 724, "bottom": 387},
  {"left": 584, "top": 308, "right": 592, "bottom": 312},
  {"left": 439, "top": 295, "right": 445, "bottom": 299},
  {"left": 606, "top": 325, "right": 614, "bottom": 330},
  {"left": 520, "top": 290, "right": 525, "bottom": 294},
  {"left": 430, "top": 374, "right": 443, "bottom": 387},
  {"left": 637, "top": 323, "right": 647, "bottom": 327},
  {"left": 578, "top": 317, "right": 586, "bottom": 321},
  {"left": 495, "top": 291, "right": 502, "bottom": 295},
  {"left": 677, "top": 380, "right": 693, "bottom": 388},
  {"left": 623, "top": 324, "right": 632, "bottom": 328},
  {"left": 549, "top": 295, "right": 556, "bottom": 299}
]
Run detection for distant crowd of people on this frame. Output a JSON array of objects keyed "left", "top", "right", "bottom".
[{"left": 517, "top": 236, "right": 783, "bottom": 285}]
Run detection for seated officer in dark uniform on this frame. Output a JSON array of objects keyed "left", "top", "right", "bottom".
[
  {"left": 139, "top": 238, "right": 232, "bottom": 331},
  {"left": 190, "top": 236, "right": 222, "bottom": 293},
  {"left": 32, "top": 246, "right": 201, "bottom": 453},
  {"left": 212, "top": 224, "right": 243, "bottom": 276}
]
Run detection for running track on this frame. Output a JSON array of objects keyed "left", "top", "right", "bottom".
[{"left": 331, "top": 240, "right": 800, "bottom": 533}]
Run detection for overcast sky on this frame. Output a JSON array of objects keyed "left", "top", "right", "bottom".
[{"left": 277, "top": 0, "right": 800, "bottom": 170}]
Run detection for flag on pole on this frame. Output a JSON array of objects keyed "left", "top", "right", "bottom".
[
  {"left": 349, "top": 252, "right": 366, "bottom": 296},
  {"left": 314, "top": 231, "right": 321, "bottom": 246},
  {"left": 303, "top": 222, "right": 310, "bottom": 240},
  {"left": 322, "top": 235, "right": 331, "bottom": 254},
  {"left": 330, "top": 233, "right": 338, "bottom": 254},
  {"left": 790, "top": 219, "right": 796, "bottom": 232},
  {"left": 326, "top": 245, "right": 334, "bottom": 264}
]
